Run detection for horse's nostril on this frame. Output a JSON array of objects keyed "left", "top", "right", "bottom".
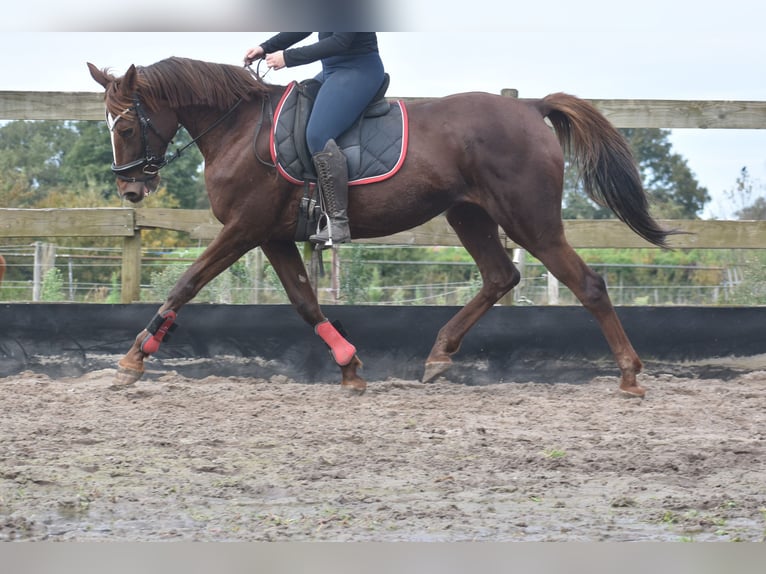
[{"left": 122, "top": 191, "right": 143, "bottom": 203}]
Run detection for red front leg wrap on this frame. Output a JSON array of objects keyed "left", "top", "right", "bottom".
[
  {"left": 140, "top": 310, "right": 177, "bottom": 355},
  {"left": 315, "top": 319, "right": 356, "bottom": 366}
]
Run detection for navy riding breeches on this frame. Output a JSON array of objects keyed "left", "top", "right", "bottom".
[{"left": 306, "top": 52, "right": 385, "bottom": 155}]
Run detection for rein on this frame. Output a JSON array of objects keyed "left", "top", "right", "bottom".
[{"left": 165, "top": 98, "right": 244, "bottom": 169}]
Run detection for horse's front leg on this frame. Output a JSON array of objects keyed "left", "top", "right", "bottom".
[
  {"left": 261, "top": 240, "right": 366, "bottom": 393},
  {"left": 114, "top": 228, "right": 256, "bottom": 387}
]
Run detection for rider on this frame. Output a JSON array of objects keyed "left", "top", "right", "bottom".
[{"left": 244, "top": 33, "right": 385, "bottom": 247}]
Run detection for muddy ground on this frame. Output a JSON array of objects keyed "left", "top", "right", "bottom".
[{"left": 1, "top": 364, "right": 764, "bottom": 542}]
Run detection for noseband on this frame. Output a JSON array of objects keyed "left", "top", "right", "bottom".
[{"left": 107, "top": 94, "right": 244, "bottom": 185}]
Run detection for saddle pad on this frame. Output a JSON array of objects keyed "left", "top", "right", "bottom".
[{"left": 270, "top": 81, "right": 409, "bottom": 186}]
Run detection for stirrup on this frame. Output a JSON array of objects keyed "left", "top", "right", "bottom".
[
  {"left": 310, "top": 218, "right": 349, "bottom": 249},
  {"left": 310, "top": 233, "right": 334, "bottom": 249},
  {"left": 309, "top": 215, "right": 332, "bottom": 247}
]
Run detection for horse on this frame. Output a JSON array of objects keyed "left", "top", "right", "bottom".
[
  {"left": 0, "top": 254, "right": 5, "bottom": 287},
  {"left": 88, "top": 57, "right": 674, "bottom": 398}
]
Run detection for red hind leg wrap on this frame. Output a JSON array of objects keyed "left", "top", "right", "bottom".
[
  {"left": 140, "top": 310, "right": 177, "bottom": 355},
  {"left": 315, "top": 319, "right": 356, "bottom": 366}
]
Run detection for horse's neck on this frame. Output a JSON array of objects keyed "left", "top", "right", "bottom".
[
  {"left": 176, "top": 108, "right": 221, "bottom": 146},
  {"left": 176, "top": 91, "right": 272, "bottom": 161}
]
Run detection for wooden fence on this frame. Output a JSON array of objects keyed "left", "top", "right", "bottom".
[
  {"left": 2, "top": 207, "right": 766, "bottom": 303},
  {"left": 1, "top": 90, "right": 765, "bottom": 302}
]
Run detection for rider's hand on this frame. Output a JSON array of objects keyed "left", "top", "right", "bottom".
[
  {"left": 265, "top": 51, "right": 286, "bottom": 71},
  {"left": 244, "top": 46, "right": 265, "bottom": 65}
]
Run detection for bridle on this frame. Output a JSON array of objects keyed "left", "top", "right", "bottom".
[
  {"left": 107, "top": 93, "right": 244, "bottom": 185},
  {"left": 107, "top": 95, "right": 175, "bottom": 183}
]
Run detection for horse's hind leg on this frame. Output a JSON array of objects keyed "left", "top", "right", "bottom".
[
  {"left": 530, "top": 236, "right": 646, "bottom": 397},
  {"left": 423, "top": 203, "right": 520, "bottom": 382}
]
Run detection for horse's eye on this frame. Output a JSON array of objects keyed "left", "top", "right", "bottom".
[{"left": 118, "top": 127, "right": 135, "bottom": 138}]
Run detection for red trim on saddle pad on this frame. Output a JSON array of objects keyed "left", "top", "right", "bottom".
[{"left": 270, "top": 82, "right": 303, "bottom": 186}]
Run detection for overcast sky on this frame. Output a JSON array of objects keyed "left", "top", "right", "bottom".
[{"left": 1, "top": 2, "right": 764, "bottom": 218}]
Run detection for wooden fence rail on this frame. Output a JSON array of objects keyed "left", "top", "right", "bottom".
[{"left": 2, "top": 90, "right": 766, "bottom": 129}]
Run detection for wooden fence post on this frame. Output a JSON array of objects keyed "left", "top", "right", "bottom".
[
  {"left": 497, "top": 88, "right": 520, "bottom": 306},
  {"left": 248, "top": 248, "right": 265, "bottom": 304},
  {"left": 32, "top": 241, "right": 57, "bottom": 301},
  {"left": 332, "top": 246, "right": 341, "bottom": 303},
  {"left": 547, "top": 272, "right": 560, "bottom": 305},
  {"left": 121, "top": 232, "right": 142, "bottom": 303}
]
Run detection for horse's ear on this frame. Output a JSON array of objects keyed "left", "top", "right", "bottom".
[
  {"left": 120, "top": 65, "right": 138, "bottom": 97},
  {"left": 87, "top": 62, "right": 110, "bottom": 88}
]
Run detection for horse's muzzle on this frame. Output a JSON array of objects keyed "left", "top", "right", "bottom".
[
  {"left": 121, "top": 188, "right": 146, "bottom": 203},
  {"left": 118, "top": 178, "right": 157, "bottom": 203}
]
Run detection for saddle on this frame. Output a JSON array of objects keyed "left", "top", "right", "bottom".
[
  {"left": 269, "top": 75, "right": 409, "bottom": 241},
  {"left": 271, "top": 74, "right": 408, "bottom": 185}
]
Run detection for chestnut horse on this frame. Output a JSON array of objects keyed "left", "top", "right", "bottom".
[{"left": 88, "top": 57, "right": 673, "bottom": 397}]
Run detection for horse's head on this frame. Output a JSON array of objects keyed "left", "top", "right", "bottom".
[{"left": 88, "top": 62, "right": 179, "bottom": 203}]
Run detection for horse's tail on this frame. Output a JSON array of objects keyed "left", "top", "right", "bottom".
[{"left": 533, "top": 92, "right": 674, "bottom": 248}]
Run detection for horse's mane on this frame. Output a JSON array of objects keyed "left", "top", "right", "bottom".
[{"left": 103, "top": 57, "right": 268, "bottom": 115}]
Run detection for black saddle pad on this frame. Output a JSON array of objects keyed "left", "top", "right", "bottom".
[{"left": 270, "top": 80, "right": 409, "bottom": 186}]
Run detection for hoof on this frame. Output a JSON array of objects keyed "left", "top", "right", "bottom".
[
  {"left": 341, "top": 378, "right": 367, "bottom": 395},
  {"left": 339, "top": 354, "right": 366, "bottom": 394},
  {"left": 112, "top": 364, "right": 144, "bottom": 388},
  {"left": 422, "top": 361, "right": 451, "bottom": 383},
  {"left": 619, "top": 384, "right": 646, "bottom": 398}
]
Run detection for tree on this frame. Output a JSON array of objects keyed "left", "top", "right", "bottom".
[
  {"left": 724, "top": 167, "right": 766, "bottom": 220},
  {"left": 59, "top": 120, "right": 114, "bottom": 191},
  {"left": 563, "top": 128, "right": 710, "bottom": 219},
  {"left": 738, "top": 198, "right": 766, "bottom": 220},
  {"left": 0, "top": 121, "right": 77, "bottom": 206},
  {"left": 0, "top": 120, "right": 208, "bottom": 210}
]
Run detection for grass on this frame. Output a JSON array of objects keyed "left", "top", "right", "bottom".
[{"left": 541, "top": 448, "right": 566, "bottom": 459}]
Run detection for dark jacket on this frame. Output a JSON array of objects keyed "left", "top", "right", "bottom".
[{"left": 259, "top": 33, "right": 379, "bottom": 67}]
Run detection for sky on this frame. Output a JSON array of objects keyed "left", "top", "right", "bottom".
[{"left": 1, "top": 1, "right": 764, "bottom": 219}]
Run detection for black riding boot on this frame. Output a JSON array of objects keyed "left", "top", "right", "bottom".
[{"left": 310, "top": 139, "right": 351, "bottom": 248}]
